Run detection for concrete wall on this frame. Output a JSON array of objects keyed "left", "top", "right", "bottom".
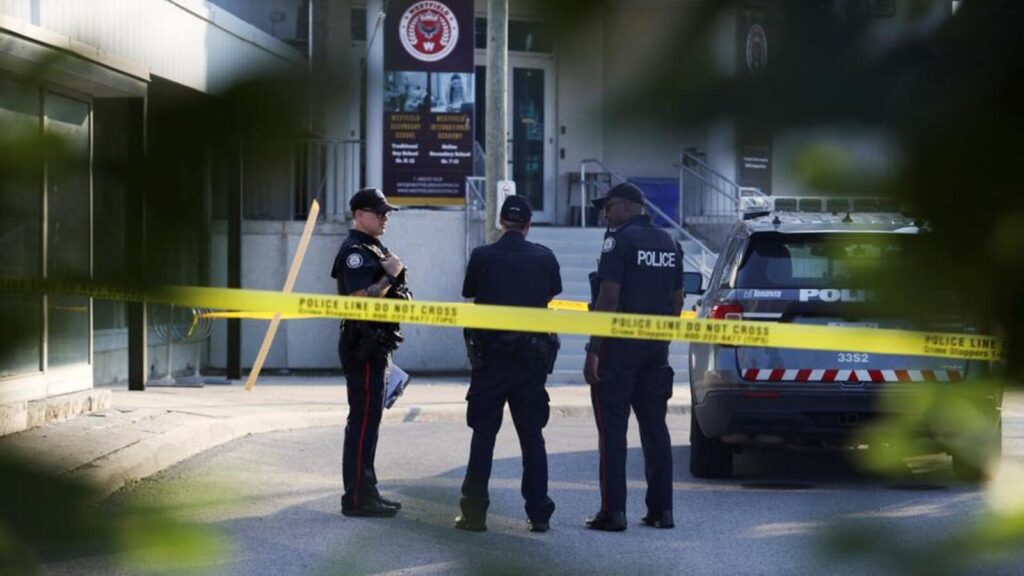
[
  {"left": 601, "top": 2, "right": 704, "bottom": 181},
  {"left": 210, "top": 0, "right": 306, "bottom": 42},
  {"left": 209, "top": 210, "right": 470, "bottom": 373},
  {"left": 554, "top": 12, "right": 605, "bottom": 224},
  {"left": 772, "top": 125, "right": 899, "bottom": 197},
  {"left": 1, "top": 0, "right": 305, "bottom": 95}
]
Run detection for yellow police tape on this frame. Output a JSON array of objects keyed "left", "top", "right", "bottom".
[
  {"left": 0, "top": 277, "right": 1002, "bottom": 362},
  {"left": 194, "top": 299, "right": 696, "bottom": 320}
]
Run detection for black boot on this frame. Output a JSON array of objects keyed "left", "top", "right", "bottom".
[
  {"left": 527, "top": 518, "right": 550, "bottom": 533},
  {"left": 640, "top": 510, "right": 674, "bottom": 529},
  {"left": 455, "top": 497, "right": 489, "bottom": 532},
  {"left": 377, "top": 496, "right": 402, "bottom": 510},
  {"left": 585, "top": 511, "right": 627, "bottom": 531},
  {"left": 454, "top": 515, "right": 487, "bottom": 532},
  {"left": 341, "top": 498, "right": 398, "bottom": 518}
]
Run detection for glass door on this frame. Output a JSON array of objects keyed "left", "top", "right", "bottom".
[
  {"left": 472, "top": 55, "right": 556, "bottom": 223},
  {"left": 45, "top": 93, "right": 92, "bottom": 377},
  {"left": 508, "top": 58, "right": 555, "bottom": 223}
]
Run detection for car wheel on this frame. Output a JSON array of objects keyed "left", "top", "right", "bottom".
[
  {"left": 689, "top": 408, "right": 734, "bottom": 478},
  {"left": 952, "top": 414, "right": 1002, "bottom": 483}
]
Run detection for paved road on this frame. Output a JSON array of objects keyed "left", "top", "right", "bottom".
[{"left": 44, "top": 413, "right": 1024, "bottom": 576}]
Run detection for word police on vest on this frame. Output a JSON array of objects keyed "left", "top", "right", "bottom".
[{"left": 638, "top": 250, "right": 676, "bottom": 268}]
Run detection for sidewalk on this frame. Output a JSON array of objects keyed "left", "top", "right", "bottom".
[{"left": 0, "top": 376, "right": 692, "bottom": 500}]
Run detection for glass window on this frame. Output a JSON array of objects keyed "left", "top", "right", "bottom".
[
  {"left": 45, "top": 92, "right": 92, "bottom": 368},
  {"left": 736, "top": 232, "right": 914, "bottom": 289},
  {"left": 0, "top": 78, "right": 43, "bottom": 378},
  {"left": 352, "top": 8, "right": 367, "bottom": 41},
  {"left": 475, "top": 18, "right": 553, "bottom": 53}
]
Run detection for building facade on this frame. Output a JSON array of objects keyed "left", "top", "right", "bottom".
[{"left": 0, "top": 1, "right": 952, "bottom": 413}]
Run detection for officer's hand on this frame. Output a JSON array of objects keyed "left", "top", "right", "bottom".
[
  {"left": 584, "top": 352, "right": 601, "bottom": 385},
  {"left": 381, "top": 254, "right": 404, "bottom": 278}
]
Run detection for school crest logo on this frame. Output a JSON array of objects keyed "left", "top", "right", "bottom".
[
  {"left": 745, "top": 23, "right": 768, "bottom": 75},
  {"left": 346, "top": 253, "right": 364, "bottom": 269},
  {"left": 399, "top": 1, "right": 460, "bottom": 63}
]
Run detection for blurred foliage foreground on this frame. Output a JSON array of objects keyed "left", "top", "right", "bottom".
[
  {"left": 0, "top": 453, "right": 223, "bottom": 574},
  {"left": 3, "top": 0, "right": 1024, "bottom": 574}
]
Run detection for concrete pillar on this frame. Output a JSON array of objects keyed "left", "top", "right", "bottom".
[
  {"left": 485, "top": 0, "right": 508, "bottom": 243},
  {"left": 315, "top": 0, "right": 361, "bottom": 219},
  {"left": 365, "top": 0, "right": 385, "bottom": 191}
]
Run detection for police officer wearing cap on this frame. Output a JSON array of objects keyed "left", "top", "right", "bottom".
[
  {"left": 332, "top": 188, "right": 410, "bottom": 518},
  {"left": 456, "top": 195, "right": 563, "bottom": 533},
  {"left": 583, "top": 182, "right": 683, "bottom": 531}
]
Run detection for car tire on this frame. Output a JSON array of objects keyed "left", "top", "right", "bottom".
[
  {"left": 951, "top": 414, "right": 1002, "bottom": 483},
  {"left": 689, "top": 409, "right": 734, "bottom": 478}
]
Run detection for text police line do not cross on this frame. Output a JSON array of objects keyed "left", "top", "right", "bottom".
[{"left": 0, "top": 277, "right": 1005, "bottom": 362}]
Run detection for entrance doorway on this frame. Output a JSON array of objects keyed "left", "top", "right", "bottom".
[{"left": 474, "top": 55, "right": 556, "bottom": 223}]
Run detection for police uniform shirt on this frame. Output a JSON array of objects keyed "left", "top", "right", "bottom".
[
  {"left": 331, "top": 229, "right": 388, "bottom": 296},
  {"left": 596, "top": 214, "right": 683, "bottom": 364},
  {"left": 463, "top": 231, "right": 562, "bottom": 308}
]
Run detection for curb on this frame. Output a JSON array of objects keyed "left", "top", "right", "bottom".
[
  {"left": 0, "top": 389, "right": 112, "bottom": 437},
  {"left": 83, "top": 399, "right": 690, "bottom": 500}
]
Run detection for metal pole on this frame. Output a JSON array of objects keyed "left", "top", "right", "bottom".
[
  {"left": 485, "top": 0, "right": 508, "bottom": 244},
  {"left": 227, "top": 140, "right": 243, "bottom": 381},
  {"left": 580, "top": 162, "right": 587, "bottom": 228}
]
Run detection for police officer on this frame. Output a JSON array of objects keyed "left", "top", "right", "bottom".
[
  {"left": 456, "top": 195, "right": 562, "bottom": 533},
  {"left": 332, "top": 188, "right": 409, "bottom": 518},
  {"left": 583, "top": 182, "right": 683, "bottom": 531}
]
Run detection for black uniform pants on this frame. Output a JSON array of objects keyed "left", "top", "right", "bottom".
[
  {"left": 341, "top": 353, "right": 389, "bottom": 510},
  {"left": 461, "top": 356, "right": 555, "bottom": 522},
  {"left": 591, "top": 362, "right": 674, "bottom": 515}
]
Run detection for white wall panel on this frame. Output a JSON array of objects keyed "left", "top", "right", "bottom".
[{"left": 8, "top": 0, "right": 304, "bottom": 95}]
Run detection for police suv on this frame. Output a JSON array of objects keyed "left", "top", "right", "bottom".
[{"left": 686, "top": 199, "right": 1001, "bottom": 480}]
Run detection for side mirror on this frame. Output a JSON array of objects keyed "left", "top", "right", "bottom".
[{"left": 683, "top": 271, "right": 705, "bottom": 295}]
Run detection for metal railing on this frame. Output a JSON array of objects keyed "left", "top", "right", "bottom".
[
  {"left": 294, "top": 138, "right": 365, "bottom": 221},
  {"left": 578, "top": 158, "right": 718, "bottom": 279},
  {"left": 465, "top": 176, "right": 487, "bottom": 263},
  {"left": 677, "top": 150, "right": 767, "bottom": 251}
]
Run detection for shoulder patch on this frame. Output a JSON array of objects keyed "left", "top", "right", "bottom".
[
  {"left": 602, "top": 237, "right": 616, "bottom": 253},
  {"left": 346, "top": 252, "right": 364, "bottom": 269}
]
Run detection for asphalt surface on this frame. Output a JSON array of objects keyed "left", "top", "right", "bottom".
[{"left": 43, "top": 412, "right": 1024, "bottom": 576}]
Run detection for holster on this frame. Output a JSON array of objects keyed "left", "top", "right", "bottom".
[
  {"left": 463, "top": 329, "right": 486, "bottom": 370},
  {"left": 342, "top": 321, "right": 402, "bottom": 367},
  {"left": 588, "top": 271, "right": 600, "bottom": 311}
]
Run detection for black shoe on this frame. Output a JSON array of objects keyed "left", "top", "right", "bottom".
[
  {"left": 377, "top": 496, "right": 402, "bottom": 510},
  {"left": 342, "top": 499, "right": 398, "bottom": 518},
  {"left": 454, "top": 515, "right": 487, "bottom": 532},
  {"left": 585, "top": 511, "right": 627, "bottom": 531},
  {"left": 527, "top": 519, "right": 550, "bottom": 533},
  {"left": 640, "top": 510, "right": 675, "bottom": 529}
]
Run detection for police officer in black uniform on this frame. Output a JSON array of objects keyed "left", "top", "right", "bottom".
[
  {"left": 456, "top": 195, "right": 562, "bottom": 533},
  {"left": 332, "top": 188, "right": 410, "bottom": 518},
  {"left": 583, "top": 182, "right": 683, "bottom": 531}
]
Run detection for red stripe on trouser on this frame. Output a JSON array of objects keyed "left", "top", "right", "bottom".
[
  {"left": 354, "top": 362, "right": 371, "bottom": 508},
  {"left": 591, "top": 385, "right": 607, "bottom": 512}
]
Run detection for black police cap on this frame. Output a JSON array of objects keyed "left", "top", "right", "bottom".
[
  {"left": 591, "top": 182, "right": 645, "bottom": 210},
  {"left": 500, "top": 195, "right": 533, "bottom": 224},
  {"left": 350, "top": 188, "right": 399, "bottom": 213}
]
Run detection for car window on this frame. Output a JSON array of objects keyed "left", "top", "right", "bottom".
[{"left": 735, "top": 232, "right": 914, "bottom": 289}]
